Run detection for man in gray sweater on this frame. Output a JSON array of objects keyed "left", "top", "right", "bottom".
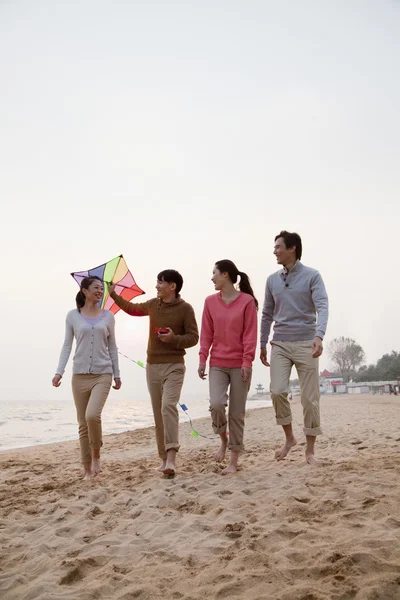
[{"left": 260, "top": 231, "right": 329, "bottom": 464}]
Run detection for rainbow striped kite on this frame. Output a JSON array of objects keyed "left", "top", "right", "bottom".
[{"left": 71, "top": 254, "right": 145, "bottom": 314}]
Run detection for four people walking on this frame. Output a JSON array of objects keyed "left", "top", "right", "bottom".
[{"left": 53, "top": 231, "right": 328, "bottom": 477}]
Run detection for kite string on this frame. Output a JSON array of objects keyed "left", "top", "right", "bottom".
[{"left": 117, "top": 350, "right": 219, "bottom": 440}]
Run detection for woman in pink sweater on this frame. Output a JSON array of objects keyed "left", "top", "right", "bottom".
[{"left": 198, "top": 260, "right": 258, "bottom": 475}]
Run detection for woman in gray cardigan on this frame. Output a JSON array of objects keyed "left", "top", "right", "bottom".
[{"left": 52, "top": 276, "right": 121, "bottom": 480}]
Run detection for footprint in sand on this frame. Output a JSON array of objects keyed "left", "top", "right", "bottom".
[
  {"left": 224, "top": 522, "right": 245, "bottom": 539},
  {"left": 217, "top": 490, "right": 233, "bottom": 497},
  {"left": 59, "top": 566, "right": 83, "bottom": 585},
  {"left": 86, "top": 506, "right": 103, "bottom": 519}
]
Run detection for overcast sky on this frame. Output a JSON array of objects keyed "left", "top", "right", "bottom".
[{"left": 1, "top": 0, "right": 399, "bottom": 403}]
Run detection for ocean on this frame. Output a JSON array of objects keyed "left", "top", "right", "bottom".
[{"left": 0, "top": 394, "right": 271, "bottom": 451}]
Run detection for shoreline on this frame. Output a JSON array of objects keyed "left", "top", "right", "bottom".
[{"left": 0, "top": 400, "right": 273, "bottom": 454}]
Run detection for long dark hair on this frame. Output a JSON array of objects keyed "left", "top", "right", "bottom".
[
  {"left": 76, "top": 276, "right": 103, "bottom": 311},
  {"left": 215, "top": 259, "right": 258, "bottom": 309}
]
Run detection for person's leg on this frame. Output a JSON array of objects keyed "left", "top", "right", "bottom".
[
  {"left": 270, "top": 342, "right": 296, "bottom": 460},
  {"left": 223, "top": 368, "right": 250, "bottom": 475},
  {"left": 209, "top": 367, "right": 230, "bottom": 463},
  {"left": 161, "top": 363, "right": 186, "bottom": 475},
  {"left": 85, "top": 374, "right": 113, "bottom": 475},
  {"left": 71, "top": 375, "right": 92, "bottom": 479},
  {"left": 146, "top": 363, "right": 167, "bottom": 468},
  {"left": 294, "top": 341, "right": 322, "bottom": 464}
]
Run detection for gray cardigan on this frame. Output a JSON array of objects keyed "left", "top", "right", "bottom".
[{"left": 56, "top": 309, "right": 120, "bottom": 377}]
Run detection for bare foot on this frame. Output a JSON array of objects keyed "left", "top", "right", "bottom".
[
  {"left": 275, "top": 437, "right": 297, "bottom": 461},
  {"left": 83, "top": 461, "right": 93, "bottom": 480},
  {"left": 154, "top": 462, "right": 167, "bottom": 472},
  {"left": 306, "top": 452, "right": 317, "bottom": 465},
  {"left": 221, "top": 450, "right": 239, "bottom": 475},
  {"left": 92, "top": 458, "right": 102, "bottom": 475},
  {"left": 163, "top": 449, "right": 176, "bottom": 476},
  {"left": 163, "top": 461, "right": 176, "bottom": 476},
  {"left": 221, "top": 462, "right": 238, "bottom": 475},
  {"left": 214, "top": 442, "right": 227, "bottom": 463}
]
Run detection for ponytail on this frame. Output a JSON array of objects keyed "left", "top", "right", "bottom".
[
  {"left": 75, "top": 291, "right": 86, "bottom": 311},
  {"left": 238, "top": 271, "right": 258, "bottom": 310},
  {"left": 215, "top": 259, "right": 258, "bottom": 310}
]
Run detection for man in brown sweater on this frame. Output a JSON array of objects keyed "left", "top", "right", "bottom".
[{"left": 109, "top": 269, "right": 198, "bottom": 475}]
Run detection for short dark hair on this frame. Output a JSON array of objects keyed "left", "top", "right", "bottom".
[
  {"left": 157, "top": 269, "right": 183, "bottom": 297},
  {"left": 275, "top": 230, "right": 302, "bottom": 260}
]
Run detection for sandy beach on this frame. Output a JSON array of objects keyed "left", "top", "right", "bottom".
[{"left": 1, "top": 394, "right": 399, "bottom": 600}]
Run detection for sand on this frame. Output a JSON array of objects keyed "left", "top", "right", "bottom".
[{"left": 0, "top": 394, "right": 399, "bottom": 600}]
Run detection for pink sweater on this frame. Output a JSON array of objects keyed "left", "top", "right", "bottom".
[{"left": 199, "top": 293, "right": 258, "bottom": 369}]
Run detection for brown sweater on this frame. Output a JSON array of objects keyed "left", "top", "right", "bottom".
[{"left": 110, "top": 292, "right": 199, "bottom": 364}]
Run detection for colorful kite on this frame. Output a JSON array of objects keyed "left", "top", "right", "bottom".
[{"left": 71, "top": 254, "right": 145, "bottom": 314}]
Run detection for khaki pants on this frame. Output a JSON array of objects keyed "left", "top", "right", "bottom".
[
  {"left": 72, "top": 373, "right": 112, "bottom": 464},
  {"left": 146, "top": 363, "right": 185, "bottom": 460},
  {"left": 209, "top": 367, "right": 250, "bottom": 452},
  {"left": 270, "top": 340, "right": 322, "bottom": 436}
]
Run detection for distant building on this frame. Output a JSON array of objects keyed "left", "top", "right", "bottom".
[
  {"left": 319, "top": 369, "right": 346, "bottom": 394},
  {"left": 348, "top": 381, "right": 399, "bottom": 395},
  {"left": 347, "top": 384, "right": 371, "bottom": 395}
]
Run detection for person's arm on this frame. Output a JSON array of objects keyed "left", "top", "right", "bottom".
[
  {"left": 199, "top": 300, "right": 214, "bottom": 366},
  {"left": 169, "top": 305, "right": 199, "bottom": 349},
  {"left": 55, "top": 313, "right": 74, "bottom": 376},
  {"left": 242, "top": 300, "right": 258, "bottom": 369},
  {"left": 260, "top": 278, "right": 275, "bottom": 349},
  {"left": 109, "top": 288, "right": 150, "bottom": 316},
  {"left": 107, "top": 313, "right": 121, "bottom": 379},
  {"left": 311, "top": 271, "right": 329, "bottom": 340}
]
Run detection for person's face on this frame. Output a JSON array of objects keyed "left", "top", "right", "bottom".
[
  {"left": 273, "top": 237, "right": 295, "bottom": 265},
  {"left": 83, "top": 279, "right": 104, "bottom": 303},
  {"left": 211, "top": 266, "right": 227, "bottom": 291},
  {"left": 156, "top": 278, "right": 176, "bottom": 299}
]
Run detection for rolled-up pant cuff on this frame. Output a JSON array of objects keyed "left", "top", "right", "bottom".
[
  {"left": 276, "top": 415, "right": 292, "bottom": 426},
  {"left": 229, "top": 443, "right": 244, "bottom": 452},
  {"left": 303, "top": 426, "right": 322, "bottom": 437},
  {"left": 165, "top": 442, "right": 180, "bottom": 453},
  {"left": 212, "top": 423, "right": 227, "bottom": 435}
]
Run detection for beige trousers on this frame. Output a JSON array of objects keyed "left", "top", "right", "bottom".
[
  {"left": 71, "top": 373, "right": 112, "bottom": 464},
  {"left": 209, "top": 367, "right": 250, "bottom": 452},
  {"left": 270, "top": 340, "right": 322, "bottom": 436},
  {"left": 146, "top": 363, "right": 185, "bottom": 460}
]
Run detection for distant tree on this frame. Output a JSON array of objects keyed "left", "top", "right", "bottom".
[
  {"left": 290, "top": 378, "right": 299, "bottom": 386},
  {"left": 354, "top": 351, "right": 400, "bottom": 382},
  {"left": 328, "top": 337, "right": 365, "bottom": 382}
]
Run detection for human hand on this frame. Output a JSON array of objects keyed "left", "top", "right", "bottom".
[
  {"left": 113, "top": 377, "right": 122, "bottom": 390},
  {"left": 158, "top": 327, "right": 174, "bottom": 342},
  {"left": 52, "top": 374, "right": 62, "bottom": 387},
  {"left": 260, "top": 349, "right": 270, "bottom": 367},
  {"left": 198, "top": 365, "right": 207, "bottom": 380},
  {"left": 241, "top": 366, "right": 252, "bottom": 383},
  {"left": 108, "top": 283, "right": 115, "bottom": 294},
  {"left": 312, "top": 337, "right": 323, "bottom": 358}
]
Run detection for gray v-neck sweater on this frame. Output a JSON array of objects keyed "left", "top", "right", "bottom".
[{"left": 56, "top": 309, "right": 120, "bottom": 377}]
